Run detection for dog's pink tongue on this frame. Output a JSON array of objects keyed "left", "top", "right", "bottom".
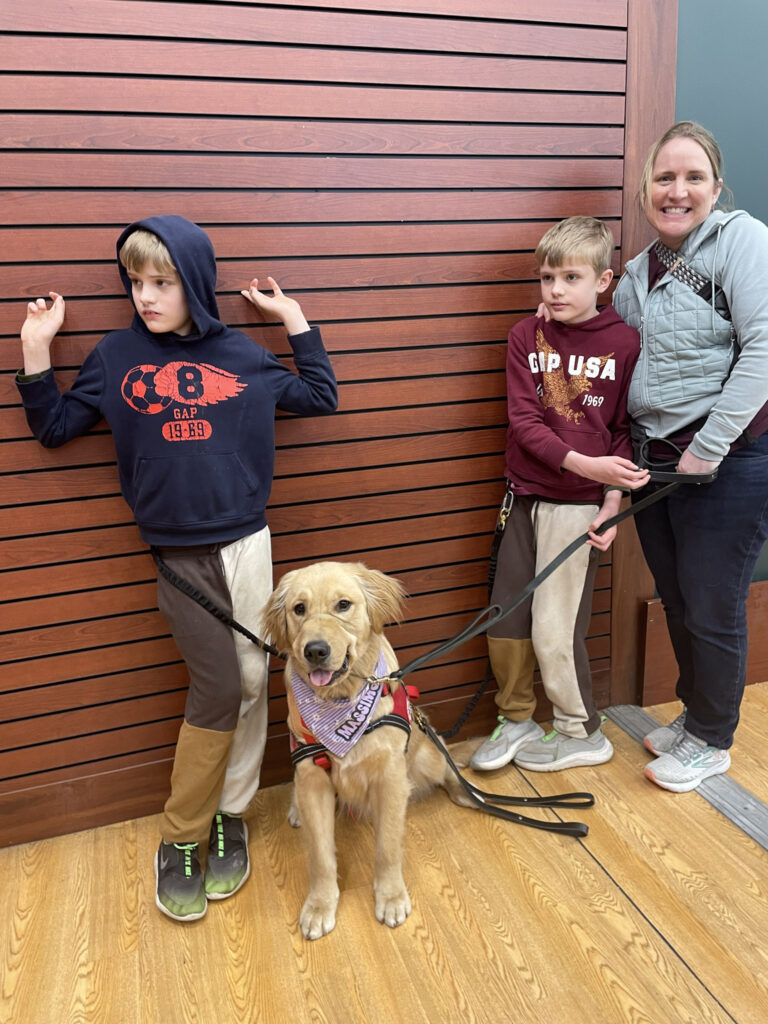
[{"left": 310, "top": 669, "right": 334, "bottom": 687}]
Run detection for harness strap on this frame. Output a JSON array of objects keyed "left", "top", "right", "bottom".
[{"left": 290, "top": 741, "right": 331, "bottom": 771}]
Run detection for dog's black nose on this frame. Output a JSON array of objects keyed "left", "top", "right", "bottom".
[{"left": 304, "top": 640, "right": 331, "bottom": 666}]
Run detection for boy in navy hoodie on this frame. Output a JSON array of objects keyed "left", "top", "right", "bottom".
[
  {"left": 17, "top": 215, "right": 337, "bottom": 921},
  {"left": 470, "top": 217, "right": 648, "bottom": 775}
]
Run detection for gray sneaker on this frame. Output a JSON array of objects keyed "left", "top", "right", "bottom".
[
  {"left": 205, "top": 812, "right": 250, "bottom": 900},
  {"left": 644, "top": 730, "right": 730, "bottom": 792},
  {"left": 155, "top": 841, "right": 207, "bottom": 922},
  {"left": 514, "top": 726, "right": 613, "bottom": 772},
  {"left": 644, "top": 710, "right": 686, "bottom": 756},
  {"left": 470, "top": 716, "right": 545, "bottom": 771}
]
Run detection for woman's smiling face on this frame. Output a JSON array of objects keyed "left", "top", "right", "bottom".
[{"left": 647, "top": 136, "right": 722, "bottom": 250}]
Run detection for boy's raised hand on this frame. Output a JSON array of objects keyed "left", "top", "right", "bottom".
[
  {"left": 21, "top": 292, "right": 65, "bottom": 374},
  {"left": 241, "top": 277, "right": 310, "bottom": 336}
]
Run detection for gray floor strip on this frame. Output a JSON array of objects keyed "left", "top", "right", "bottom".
[{"left": 606, "top": 704, "right": 768, "bottom": 852}]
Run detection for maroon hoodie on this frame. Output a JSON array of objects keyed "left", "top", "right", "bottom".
[{"left": 504, "top": 306, "right": 640, "bottom": 502}]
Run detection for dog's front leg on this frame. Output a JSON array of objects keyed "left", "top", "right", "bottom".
[
  {"left": 370, "top": 762, "right": 411, "bottom": 928},
  {"left": 294, "top": 762, "right": 339, "bottom": 940}
]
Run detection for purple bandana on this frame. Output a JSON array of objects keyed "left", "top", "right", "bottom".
[{"left": 291, "top": 649, "right": 388, "bottom": 758}]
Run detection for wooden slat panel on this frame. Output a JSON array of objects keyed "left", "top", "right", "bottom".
[
  {"left": 1, "top": 77, "right": 625, "bottom": 123},
  {"left": 222, "top": 0, "right": 628, "bottom": 27},
  {"left": 0, "top": 0, "right": 669, "bottom": 847},
  {"left": 0, "top": 154, "right": 624, "bottom": 191},
  {"left": 0, "top": 189, "right": 623, "bottom": 227},
  {"left": 0, "top": 1, "right": 627, "bottom": 59},
  {"left": 0, "top": 38, "right": 627, "bottom": 90},
  {"left": 1, "top": 115, "right": 624, "bottom": 155},
  {"left": 1, "top": 240, "right": 621, "bottom": 299}
]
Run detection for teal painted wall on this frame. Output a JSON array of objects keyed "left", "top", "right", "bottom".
[
  {"left": 676, "top": 0, "right": 768, "bottom": 225},
  {"left": 676, "top": 0, "right": 768, "bottom": 579}
]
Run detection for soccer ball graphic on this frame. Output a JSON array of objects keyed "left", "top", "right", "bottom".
[{"left": 122, "top": 364, "right": 173, "bottom": 415}]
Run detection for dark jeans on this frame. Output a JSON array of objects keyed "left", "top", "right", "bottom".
[{"left": 632, "top": 433, "right": 768, "bottom": 748}]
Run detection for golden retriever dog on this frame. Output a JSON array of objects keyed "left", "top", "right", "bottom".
[{"left": 263, "top": 560, "right": 476, "bottom": 940}]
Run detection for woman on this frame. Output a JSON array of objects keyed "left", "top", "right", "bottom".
[{"left": 613, "top": 121, "right": 768, "bottom": 792}]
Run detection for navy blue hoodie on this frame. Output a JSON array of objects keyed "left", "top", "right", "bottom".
[{"left": 17, "top": 215, "right": 338, "bottom": 545}]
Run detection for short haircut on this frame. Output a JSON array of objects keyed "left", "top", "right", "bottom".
[
  {"left": 535, "top": 216, "right": 614, "bottom": 275},
  {"left": 119, "top": 229, "right": 177, "bottom": 275}
]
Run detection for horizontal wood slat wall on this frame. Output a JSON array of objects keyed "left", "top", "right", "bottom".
[{"left": 1, "top": 0, "right": 634, "bottom": 845}]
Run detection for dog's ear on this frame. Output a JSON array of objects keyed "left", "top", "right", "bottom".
[
  {"left": 354, "top": 564, "right": 407, "bottom": 633},
  {"left": 261, "top": 575, "right": 290, "bottom": 652}
]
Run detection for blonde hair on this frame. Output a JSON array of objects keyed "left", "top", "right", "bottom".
[
  {"left": 119, "top": 229, "right": 176, "bottom": 275},
  {"left": 535, "top": 216, "right": 614, "bottom": 275},
  {"left": 638, "top": 120, "right": 731, "bottom": 211}
]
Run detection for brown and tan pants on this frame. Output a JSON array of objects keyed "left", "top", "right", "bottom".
[
  {"left": 487, "top": 494, "right": 601, "bottom": 739},
  {"left": 155, "top": 527, "right": 272, "bottom": 844}
]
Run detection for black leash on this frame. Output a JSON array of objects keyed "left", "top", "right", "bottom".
[
  {"left": 412, "top": 708, "right": 592, "bottom": 838},
  {"left": 150, "top": 547, "right": 285, "bottom": 657},
  {"left": 149, "top": 462, "right": 716, "bottom": 839},
  {"left": 390, "top": 476, "right": 688, "bottom": 684}
]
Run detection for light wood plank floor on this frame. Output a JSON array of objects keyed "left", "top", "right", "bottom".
[{"left": 2, "top": 686, "right": 768, "bottom": 1024}]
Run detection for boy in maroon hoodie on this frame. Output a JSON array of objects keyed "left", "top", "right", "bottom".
[{"left": 471, "top": 217, "right": 649, "bottom": 773}]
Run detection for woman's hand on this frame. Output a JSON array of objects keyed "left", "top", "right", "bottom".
[
  {"left": 676, "top": 448, "right": 720, "bottom": 476},
  {"left": 241, "top": 277, "right": 310, "bottom": 336}
]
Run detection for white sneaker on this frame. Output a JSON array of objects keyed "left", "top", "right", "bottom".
[
  {"left": 470, "top": 716, "right": 544, "bottom": 771},
  {"left": 514, "top": 727, "right": 614, "bottom": 772},
  {"left": 644, "top": 730, "right": 730, "bottom": 793},
  {"left": 644, "top": 710, "right": 686, "bottom": 756}
]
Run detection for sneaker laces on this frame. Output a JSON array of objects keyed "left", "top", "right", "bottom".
[
  {"left": 673, "top": 732, "right": 711, "bottom": 764},
  {"left": 173, "top": 842, "right": 199, "bottom": 878},
  {"left": 490, "top": 715, "right": 507, "bottom": 741}
]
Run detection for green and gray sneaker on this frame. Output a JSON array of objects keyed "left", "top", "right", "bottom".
[
  {"left": 204, "top": 812, "right": 250, "bottom": 900},
  {"left": 155, "top": 840, "right": 207, "bottom": 922},
  {"left": 470, "top": 715, "right": 545, "bottom": 771},
  {"left": 514, "top": 725, "right": 614, "bottom": 772}
]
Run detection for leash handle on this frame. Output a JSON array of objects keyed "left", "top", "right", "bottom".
[
  {"left": 638, "top": 436, "right": 719, "bottom": 485},
  {"left": 468, "top": 787, "right": 594, "bottom": 809},
  {"left": 415, "top": 712, "right": 591, "bottom": 838}
]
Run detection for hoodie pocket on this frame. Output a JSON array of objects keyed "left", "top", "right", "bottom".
[
  {"left": 132, "top": 451, "right": 261, "bottom": 529},
  {"left": 550, "top": 426, "right": 610, "bottom": 458}
]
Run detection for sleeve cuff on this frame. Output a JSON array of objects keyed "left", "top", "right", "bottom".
[{"left": 16, "top": 367, "right": 53, "bottom": 384}]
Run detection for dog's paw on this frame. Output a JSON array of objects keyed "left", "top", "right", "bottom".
[
  {"left": 287, "top": 801, "right": 301, "bottom": 828},
  {"left": 374, "top": 888, "right": 412, "bottom": 929},
  {"left": 300, "top": 895, "right": 338, "bottom": 940}
]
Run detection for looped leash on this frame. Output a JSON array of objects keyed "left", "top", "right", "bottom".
[
  {"left": 637, "top": 437, "right": 720, "bottom": 486},
  {"left": 412, "top": 708, "right": 591, "bottom": 838}
]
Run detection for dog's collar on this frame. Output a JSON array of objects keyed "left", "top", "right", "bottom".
[{"left": 290, "top": 649, "right": 388, "bottom": 758}]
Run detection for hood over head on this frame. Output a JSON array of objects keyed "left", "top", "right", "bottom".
[{"left": 116, "top": 215, "right": 225, "bottom": 340}]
